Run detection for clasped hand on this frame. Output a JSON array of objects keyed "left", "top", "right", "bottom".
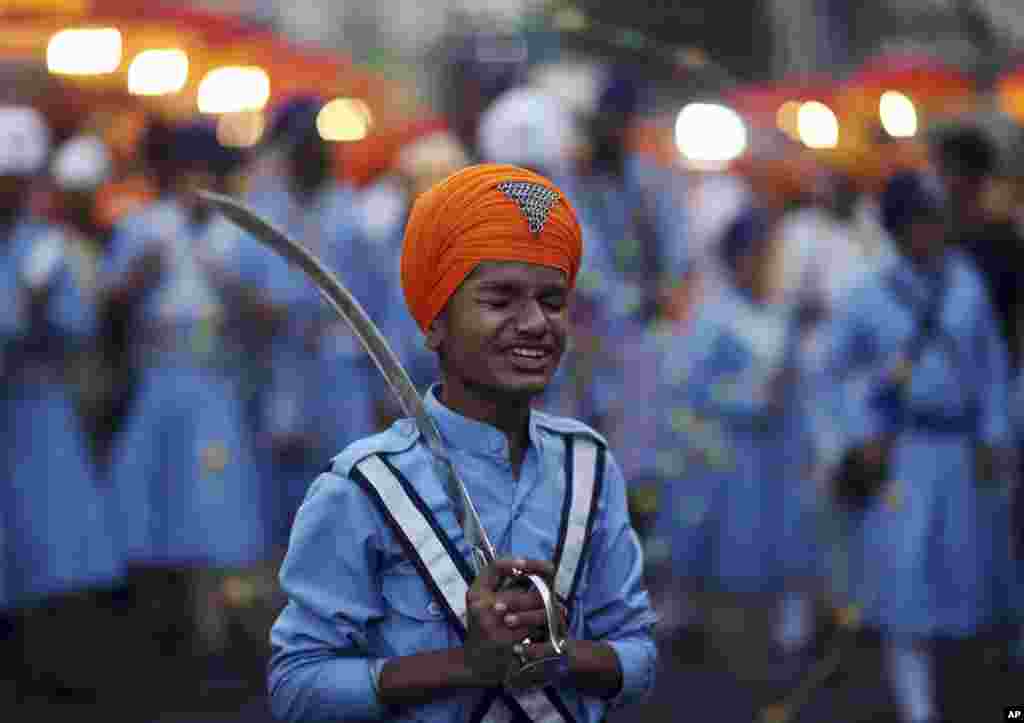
[{"left": 464, "top": 558, "right": 568, "bottom": 689}]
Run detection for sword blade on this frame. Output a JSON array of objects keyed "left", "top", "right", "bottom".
[{"left": 200, "top": 190, "right": 497, "bottom": 567}]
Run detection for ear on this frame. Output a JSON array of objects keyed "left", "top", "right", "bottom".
[{"left": 424, "top": 313, "right": 447, "bottom": 352}]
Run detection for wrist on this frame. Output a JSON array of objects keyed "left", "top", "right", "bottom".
[{"left": 451, "top": 645, "right": 501, "bottom": 689}]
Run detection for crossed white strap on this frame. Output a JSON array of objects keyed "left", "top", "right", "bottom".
[{"left": 350, "top": 436, "right": 603, "bottom": 723}]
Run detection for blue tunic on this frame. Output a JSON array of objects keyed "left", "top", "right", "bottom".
[
  {"left": 1, "top": 221, "right": 123, "bottom": 607},
  {"left": 101, "top": 200, "right": 267, "bottom": 568},
  {"left": 232, "top": 182, "right": 378, "bottom": 550},
  {"left": 549, "top": 158, "right": 690, "bottom": 428},
  {"left": 654, "top": 286, "right": 816, "bottom": 593},
  {"left": 268, "top": 386, "right": 657, "bottom": 723},
  {"left": 560, "top": 156, "right": 690, "bottom": 322},
  {"left": 821, "top": 249, "right": 1013, "bottom": 636}
]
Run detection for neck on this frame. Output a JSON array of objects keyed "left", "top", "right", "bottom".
[
  {"left": 438, "top": 381, "right": 533, "bottom": 472},
  {"left": 904, "top": 249, "right": 945, "bottom": 278},
  {"left": 954, "top": 199, "right": 986, "bottom": 230}
]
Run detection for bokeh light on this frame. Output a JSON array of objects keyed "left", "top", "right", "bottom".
[
  {"left": 47, "top": 28, "right": 122, "bottom": 76},
  {"left": 797, "top": 100, "right": 839, "bottom": 149},
  {"left": 316, "top": 98, "right": 373, "bottom": 142},
  {"left": 879, "top": 90, "right": 918, "bottom": 138},
  {"left": 128, "top": 49, "right": 189, "bottom": 96},
  {"left": 675, "top": 103, "right": 748, "bottom": 169},
  {"left": 197, "top": 66, "right": 270, "bottom": 114}
]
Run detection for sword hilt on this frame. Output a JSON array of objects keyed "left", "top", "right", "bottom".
[{"left": 501, "top": 573, "right": 569, "bottom": 690}]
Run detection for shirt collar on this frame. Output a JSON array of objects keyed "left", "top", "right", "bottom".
[{"left": 423, "top": 384, "right": 539, "bottom": 459}]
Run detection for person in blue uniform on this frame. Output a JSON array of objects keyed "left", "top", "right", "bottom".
[
  {"left": 99, "top": 119, "right": 266, "bottom": 701},
  {"left": 49, "top": 133, "right": 119, "bottom": 471},
  {"left": 560, "top": 67, "right": 692, "bottom": 329},
  {"left": 0, "top": 106, "right": 123, "bottom": 701},
  {"left": 656, "top": 208, "right": 816, "bottom": 682},
  {"left": 229, "top": 96, "right": 377, "bottom": 554},
  {"left": 931, "top": 126, "right": 1024, "bottom": 370},
  {"left": 268, "top": 164, "right": 657, "bottom": 723},
  {"left": 820, "top": 171, "right": 1014, "bottom": 723}
]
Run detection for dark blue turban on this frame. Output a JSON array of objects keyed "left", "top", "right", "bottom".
[{"left": 880, "top": 171, "right": 946, "bottom": 239}]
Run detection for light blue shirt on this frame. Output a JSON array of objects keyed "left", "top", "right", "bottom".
[
  {"left": 1, "top": 219, "right": 93, "bottom": 354},
  {"left": 820, "top": 249, "right": 1010, "bottom": 453},
  {"left": 101, "top": 199, "right": 236, "bottom": 329},
  {"left": 237, "top": 180, "right": 372, "bottom": 317},
  {"left": 268, "top": 386, "right": 658, "bottom": 722}
]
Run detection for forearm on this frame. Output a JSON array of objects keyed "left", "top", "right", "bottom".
[
  {"left": 566, "top": 639, "right": 623, "bottom": 700},
  {"left": 377, "top": 647, "right": 482, "bottom": 708},
  {"left": 379, "top": 639, "right": 626, "bottom": 707}
]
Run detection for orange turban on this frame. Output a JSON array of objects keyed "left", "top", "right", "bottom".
[{"left": 400, "top": 163, "right": 583, "bottom": 332}]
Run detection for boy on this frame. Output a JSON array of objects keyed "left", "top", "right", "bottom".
[{"left": 268, "top": 164, "right": 657, "bottom": 722}]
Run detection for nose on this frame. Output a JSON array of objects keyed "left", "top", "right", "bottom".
[{"left": 514, "top": 299, "right": 548, "bottom": 336}]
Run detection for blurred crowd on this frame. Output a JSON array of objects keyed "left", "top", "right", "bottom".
[{"left": 2, "top": 55, "right": 1024, "bottom": 723}]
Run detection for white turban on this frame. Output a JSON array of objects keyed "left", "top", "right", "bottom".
[
  {"left": 51, "top": 134, "right": 112, "bottom": 191},
  {"left": 0, "top": 106, "right": 50, "bottom": 177},
  {"left": 476, "top": 86, "right": 575, "bottom": 175}
]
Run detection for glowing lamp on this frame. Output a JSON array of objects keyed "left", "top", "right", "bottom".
[
  {"left": 879, "top": 90, "right": 917, "bottom": 138},
  {"left": 197, "top": 66, "right": 270, "bottom": 114},
  {"left": 797, "top": 101, "right": 839, "bottom": 149},
  {"left": 47, "top": 28, "right": 122, "bottom": 76},
  {"left": 128, "top": 49, "right": 189, "bottom": 96},
  {"left": 675, "top": 103, "right": 747, "bottom": 169},
  {"left": 316, "top": 98, "right": 373, "bottom": 142}
]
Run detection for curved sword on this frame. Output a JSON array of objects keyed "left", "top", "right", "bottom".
[{"left": 199, "top": 190, "right": 497, "bottom": 570}]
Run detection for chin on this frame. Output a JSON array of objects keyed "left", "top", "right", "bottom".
[{"left": 485, "top": 373, "right": 552, "bottom": 401}]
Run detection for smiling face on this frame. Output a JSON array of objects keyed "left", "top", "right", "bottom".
[{"left": 427, "top": 260, "right": 570, "bottom": 407}]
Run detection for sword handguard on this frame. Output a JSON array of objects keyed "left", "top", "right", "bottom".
[{"left": 501, "top": 572, "right": 568, "bottom": 690}]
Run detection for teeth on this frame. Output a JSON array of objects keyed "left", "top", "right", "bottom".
[{"left": 511, "top": 348, "right": 546, "bottom": 358}]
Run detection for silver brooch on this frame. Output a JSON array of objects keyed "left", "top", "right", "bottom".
[{"left": 497, "top": 180, "right": 560, "bottom": 236}]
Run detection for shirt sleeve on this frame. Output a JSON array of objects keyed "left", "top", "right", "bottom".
[
  {"left": 686, "top": 312, "right": 773, "bottom": 422},
  {"left": 819, "top": 285, "right": 885, "bottom": 449},
  {"left": 14, "top": 232, "right": 94, "bottom": 344},
  {"left": 580, "top": 451, "right": 658, "bottom": 708},
  {"left": 46, "top": 262, "right": 95, "bottom": 340},
  {"left": 974, "top": 280, "right": 1012, "bottom": 447},
  {"left": 267, "top": 470, "right": 391, "bottom": 723},
  {"left": 97, "top": 217, "right": 147, "bottom": 293}
]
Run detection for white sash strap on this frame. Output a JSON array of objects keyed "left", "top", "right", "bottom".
[
  {"left": 355, "top": 455, "right": 470, "bottom": 621},
  {"left": 554, "top": 438, "right": 602, "bottom": 604},
  {"left": 351, "top": 455, "right": 584, "bottom": 723}
]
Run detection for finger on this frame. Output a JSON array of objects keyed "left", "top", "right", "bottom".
[
  {"left": 476, "top": 558, "right": 529, "bottom": 593},
  {"left": 502, "top": 609, "right": 549, "bottom": 631},
  {"left": 467, "top": 593, "right": 499, "bottom": 627},
  {"left": 494, "top": 587, "right": 544, "bottom": 613}
]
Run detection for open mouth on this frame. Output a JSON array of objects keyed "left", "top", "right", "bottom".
[{"left": 505, "top": 346, "right": 554, "bottom": 371}]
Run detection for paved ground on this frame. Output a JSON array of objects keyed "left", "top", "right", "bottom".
[
  {"left": 2, "top": 639, "right": 904, "bottom": 723},
  {"left": 3, "top": 607, "right": 1019, "bottom": 722}
]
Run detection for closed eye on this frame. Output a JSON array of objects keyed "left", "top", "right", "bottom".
[
  {"left": 479, "top": 297, "right": 510, "bottom": 309},
  {"left": 541, "top": 295, "right": 567, "bottom": 311}
]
